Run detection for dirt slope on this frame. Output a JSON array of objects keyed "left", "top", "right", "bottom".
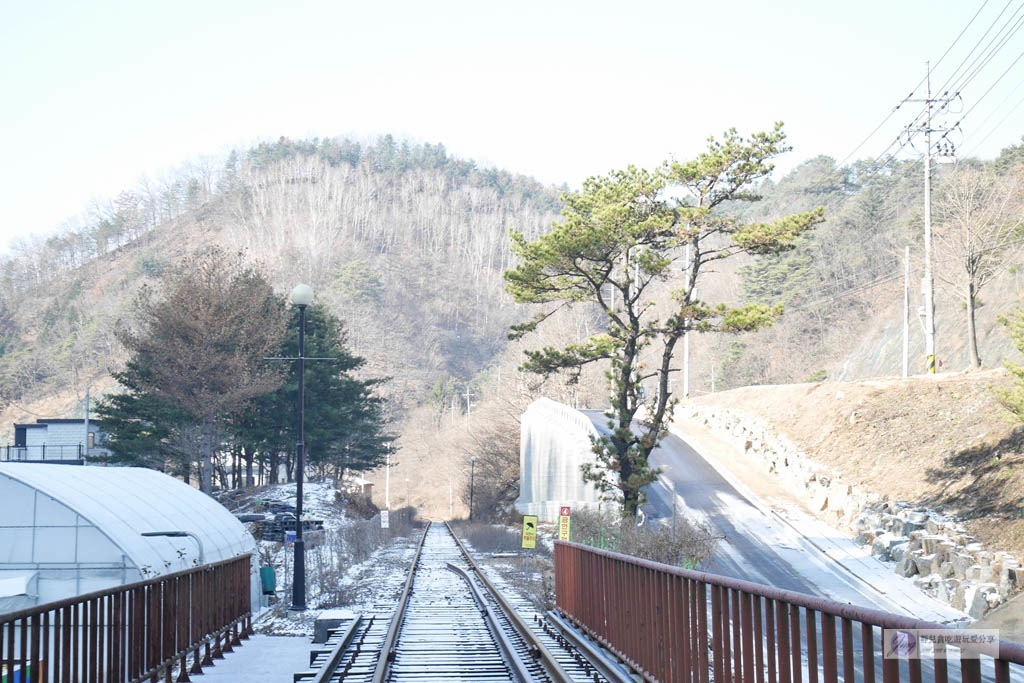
[{"left": 693, "top": 370, "right": 1024, "bottom": 557}]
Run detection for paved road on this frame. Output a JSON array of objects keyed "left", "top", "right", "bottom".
[{"left": 581, "top": 410, "right": 961, "bottom": 621}]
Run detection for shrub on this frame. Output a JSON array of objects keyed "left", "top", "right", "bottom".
[
  {"left": 570, "top": 507, "right": 720, "bottom": 569},
  {"left": 452, "top": 522, "right": 524, "bottom": 554}
]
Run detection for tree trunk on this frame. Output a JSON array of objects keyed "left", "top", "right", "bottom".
[
  {"left": 245, "top": 451, "right": 254, "bottom": 488},
  {"left": 967, "top": 280, "right": 982, "bottom": 369},
  {"left": 269, "top": 452, "right": 279, "bottom": 485},
  {"left": 199, "top": 422, "right": 214, "bottom": 493}
]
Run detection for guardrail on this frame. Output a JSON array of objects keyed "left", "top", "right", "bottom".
[
  {"left": 555, "top": 541, "right": 1024, "bottom": 683},
  {"left": 0, "top": 554, "right": 252, "bottom": 682}
]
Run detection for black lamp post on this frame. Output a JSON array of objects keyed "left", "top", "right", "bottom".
[
  {"left": 469, "top": 455, "right": 476, "bottom": 521},
  {"left": 289, "top": 283, "right": 313, "bottom": 611}
]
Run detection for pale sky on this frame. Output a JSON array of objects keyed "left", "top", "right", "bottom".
[{"left": 1, "top": 0, "right": 1020, "bottom": 249}]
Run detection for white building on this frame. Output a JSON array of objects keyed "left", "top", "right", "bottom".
[
  {"left": 4, "top": 418, "right": 112, "bottom": 463},
  {"left": 0, "top": 463, "right": 260, "bottom": 614}
]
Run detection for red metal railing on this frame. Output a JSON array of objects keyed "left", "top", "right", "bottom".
[
  {"left": 0, "top": 554, "right": 252, "bottom": 683},
  {"left": 555, "top": 541, "right": 1024, "bottom": 683}
]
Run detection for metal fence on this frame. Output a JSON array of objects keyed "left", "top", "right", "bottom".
[
  {"left": 555, "top": 541, "right": 1024, "bottom": 683},
  {"left": 2, "top": 445, "right": 86, "bottom": 462},
  {"left": 0, "top": 554, "right": 252, "bottom": 682}
]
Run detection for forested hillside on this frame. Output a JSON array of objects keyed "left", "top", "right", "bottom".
[
  {"left": 0, "top": 136, "right": 561, "bottom": 423},
  {"left": 688, "top": 151, "right": 1024, "bottom": 393},
  {"left": 1, "top": 132, "right": 1022, "bottom": 517}
]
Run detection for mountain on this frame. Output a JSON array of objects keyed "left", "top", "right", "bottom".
[{"left": 0, "top": 136, "right": 562, "bottom": 434}]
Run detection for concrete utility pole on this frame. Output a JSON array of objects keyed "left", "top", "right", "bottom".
[
  {"left": 923, "top": 69, "right": 936, "bottom": 375},
  {"left": 904, "top": 62, "right": 956, "bottom": 374},
  {"left": 903, "top": 246, "right": 910, "bottom": 379},
  {"left": 83, "top": 386, "right": 90, "bottom": 459},
  {"left": 683, "top": 244, "right": 691, "bottom": 399}
]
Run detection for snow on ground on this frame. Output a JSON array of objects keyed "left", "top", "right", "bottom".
[
  {"left": 256, "top": 529, "right": 420, "bottom": 636},
  {"left": 190, "top": 634, "right": 311, "bottom": 682},
  {"left": 221, "top": 480, "right": 421, "bottom": 638}
]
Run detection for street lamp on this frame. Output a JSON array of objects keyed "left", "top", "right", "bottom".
[
  {"left": 469, "top": 456, "right": 476, "bottom": 521},
  {"left": 289, "top": 283, "right": 313, "bottom": 612},
  {"left": 141, "top": 531, "right": 205, "bottom": 565}
]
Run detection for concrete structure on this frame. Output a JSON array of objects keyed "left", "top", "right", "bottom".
[
  {"left": 4, "top": 418, "right": 112, "bottom": 463},
  {"left": 0, "top": 463, "right": 260, "bottom": 614},
  {"left": 515, "top": 398, "right": 605, "bottom": 521}
]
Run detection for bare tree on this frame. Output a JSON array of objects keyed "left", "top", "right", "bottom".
[
  {"left": 934, "top": 166, "right": 1024, "bottom": 369},
  {"left": 117, "top": 247, "right": 288, "bottom": 491}
]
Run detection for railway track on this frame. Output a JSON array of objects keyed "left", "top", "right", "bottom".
[{"left": 294, "top": 520, "right": 632, "bottom": 683}]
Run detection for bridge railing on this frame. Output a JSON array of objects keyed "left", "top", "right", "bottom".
[
  {"left": 0, "top": 554, "right": 252, "bottom": 683},
  {"left": 555, "top": 541, "right": 1024, "bottom": 683}
]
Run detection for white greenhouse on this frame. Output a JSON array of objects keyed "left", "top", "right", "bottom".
[
  {"left": 0, "top": 463, "right": 259, "bottom": 614},
  {"left": 515, "top": 398, "right": 604, "bottom": 521}
]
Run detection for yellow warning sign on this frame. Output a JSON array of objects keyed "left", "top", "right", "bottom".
[
  {"left": 521, "top": 515, "right": 538, "bottom": 549},
  {"left": 558, "top": 507, "right": 571, "bottom": 541}
]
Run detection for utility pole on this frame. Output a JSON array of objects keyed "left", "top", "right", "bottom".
[
  {"left": 83, "top": 386, "right": 90, "bottom": 460},
  {"left": 923, "top": 67, "right": 936, "bottom": 376},
  {"left": 903, "top": 246, "right": 910, "bottom": 379},
  {"left": 903, "top": 62, "right": 956, "bottom": 374},
  {"left": 683, "top": 244, "right": 691, "bottom": 399}
]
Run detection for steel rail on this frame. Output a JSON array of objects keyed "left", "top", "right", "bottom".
[
  {"left": 370, "top": 519, "right": 432, "bottom": 682},
  {"left": 447, "top": 562, "right": 534, "bottom": 682},
  {"left": 445, "top": 521, "right": 575, "bottom": 683},
  {"left": 545, "top": 610, "right": 636, "bottom": 683},
  {"left": 308, "top": 614, "right": 362, "bottom": 683}
]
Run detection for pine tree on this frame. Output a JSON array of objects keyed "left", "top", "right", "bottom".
[
  {"left": 233, "top": 305, "right": 394, "bottom": 479},
  {"left": 505, "top": 124, "right": 823, "bottom": 514}
]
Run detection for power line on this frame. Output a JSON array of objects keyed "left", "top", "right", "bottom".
[
  {"left": 934, "top": 0, "right": 1023, "bottom": 97},
  {"left": 962, "top": 83, "right": 1024, "bottom": 155},
  {"left": 874, "top": 1, "right": 1024, "bottom": 164},
  {"left": 937, "top": 44, "right": 1024, "bottom": 146},
  {"left": 836, "top": 0, "right": 992, "bottom": 169},
  {"left": 950, "top": 6, "right": 1024, "bottom": 95},
  {"left": 786, "top": 270, "right": 903, "bottom": 315}
]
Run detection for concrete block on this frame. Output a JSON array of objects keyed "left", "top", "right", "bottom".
[
  {"left": 952, "top": 553, "right": 973, "bottom": 580},
  {"left": 811, "top": 487, "right": 829, "bottom": 512},
  {"left": 896, "top": 520, "right": 926, "bottom": 536},
  {"left": 967, "top": 585, "right": 999, "bottom": 619},
  {"left": 891, "top": 542, "right": 909, "bottom": 564},
  {"left": 914, "top": 554, "right": 937, "bottom": 576},
  {"left": 952, "top": 583, "right": 968, "bottom": 611},
  {"left": 896, "top": 556, "right": 919, "bottom": 577},
  {"left": 314, "top": 608, "right": 357, "bottom": 643},
  {"left": 921, "top": 534, "right": 950, "bottom": 555}
]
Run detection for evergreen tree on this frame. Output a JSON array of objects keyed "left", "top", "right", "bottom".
[
  {"left": 232, "top": 305, "right": 394, "bottom": 479},
  {"left": 93, "top": 359, "right": 200, "bottom": 479},
  {"left": 113, "top": 248, "right": 287, "bottom": 492},
  {"left": 505, "top": 124, "right": 823, "bottom": 514}
]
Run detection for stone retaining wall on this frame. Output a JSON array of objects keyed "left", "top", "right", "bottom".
[{"left": 685, "top": 404, "right": 1022, "bottom": 619}]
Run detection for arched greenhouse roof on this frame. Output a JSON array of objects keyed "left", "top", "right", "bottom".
[{"left": 0, "top": 463, "right": 255, "bottom": 575}]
